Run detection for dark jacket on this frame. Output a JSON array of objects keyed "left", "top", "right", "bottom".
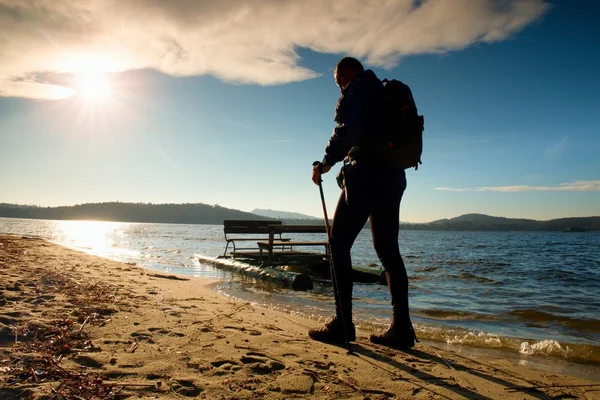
[{"left": 321, "top": 69, "right": 384, "bottom": 167}]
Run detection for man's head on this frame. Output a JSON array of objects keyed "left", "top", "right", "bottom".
[{"left": 334, "top": 57, "right": 364, "bottom": 90}]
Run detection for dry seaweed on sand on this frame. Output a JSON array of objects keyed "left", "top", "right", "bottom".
[{"left": 0, "top": 262, "right": 147, "bottom": 399}]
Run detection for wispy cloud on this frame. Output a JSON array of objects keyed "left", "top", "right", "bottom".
[
  {"left": 544, "top": 137, "right": 568, "bottom": 159},
  {"left": 267, "top": 139, "right": 292, "bottom": 144},
  {"left": 435, "top": 187, "right": 473, "bottom": 192},
  {"left": 0, "top": 0, "right": 550, "bottom": 99},
  {"left": 436, "top": 180, "right": 600, "bottom": 192}
]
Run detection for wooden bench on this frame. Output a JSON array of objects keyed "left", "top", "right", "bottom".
[
  {"left": 223, "top": 220, "right": 289, "bottom": 256},
  {"left": 261, "top": 225, "right": 329, "bottom": 265}
]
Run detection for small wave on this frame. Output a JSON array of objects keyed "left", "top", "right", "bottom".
[
  {"left": 415, "top": 266, "right": 439, "bottom": 272},
  {"left": 443, "top": 259, "right": 511, "bottom": 267},
  {"left": 408, "top": 324, "right": 600, "bottom": 364},
  {"left": 508, "top": 309, "right": 600, "bottom": 333},
  {"left": 553, "top": 271, "right": 581, "bottom": 282},
  {"left": 444, "top": 331, "right": 503, "bottom": 347},
  {"left": 493, "top": 262, "right": 511, "bottom": 267},
  {"left": 417, "top": 309, "right": 499, "bottom": 322},
  {"left": 454, "top": 272, "right": 502, "bottom": 285},
  {"left": 519, "top": 340, "right": 569, "bottom": 357}
]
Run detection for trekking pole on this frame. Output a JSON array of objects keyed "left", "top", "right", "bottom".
[{"left": 312, "top": 161, "right": 353, "bottom": 354}]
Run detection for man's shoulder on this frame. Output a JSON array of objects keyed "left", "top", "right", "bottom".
[
  {"left": 348, "top": 70, "right": 383, "bottom": 98},
  {"left": 362, "top": 69, "right": 380, "bottom": 80}
]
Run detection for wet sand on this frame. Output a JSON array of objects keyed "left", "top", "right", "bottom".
[{"left": 1, "top": 234, "right": 599, "bottom": 399}]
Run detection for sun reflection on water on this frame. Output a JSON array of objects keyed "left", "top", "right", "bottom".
[{"left": 54, "top": 220, "right": 129, "bottom": 258}]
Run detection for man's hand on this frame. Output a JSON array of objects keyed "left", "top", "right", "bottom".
[{"left": 312, "top": 162, "right": 331, "bottom": 185}]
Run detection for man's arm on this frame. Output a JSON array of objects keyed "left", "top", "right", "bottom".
[{"left": 321, "top": 90, "right": 365, "bottom": 166}]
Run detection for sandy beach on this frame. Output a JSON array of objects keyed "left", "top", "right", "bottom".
[{"left": 1, "top": 234, "right": 599, "bottom": 399}]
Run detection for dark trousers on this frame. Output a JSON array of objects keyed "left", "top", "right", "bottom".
[{"left": 329, "top": 164, "right": 409, "bottom": 325}]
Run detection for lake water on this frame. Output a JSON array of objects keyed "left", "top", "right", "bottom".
[{"left": 1, "top": 217, "right": 599, "bottom": 374}]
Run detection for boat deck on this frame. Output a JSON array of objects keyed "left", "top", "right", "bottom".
[
  {"left": 208, "top": 221, "right": 385, "bottom": 289},
  {"left": 231, "top": 250, "right": 329, "bottom": 266}
]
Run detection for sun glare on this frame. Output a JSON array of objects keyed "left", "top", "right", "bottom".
[{"left": 75, "top": 73, "right": 112, "bottom": 102}]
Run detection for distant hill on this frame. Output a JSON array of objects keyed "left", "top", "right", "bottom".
[
  {"left": 430, "top": 213, "right": 535, "bottom": 225},
  {"left": 0, "top": 202, "right": 270, "bottom": 225},
  {"left": 0, "top": 204, "right": 598, "bottom": 231},
  {"left": 251, "top": 208, "right": 319, "bottom": 220},
  {"left": 402, "top": 213, "right": 600, "bottom": 232}
]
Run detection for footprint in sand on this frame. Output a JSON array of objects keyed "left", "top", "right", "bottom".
[
  {"left": 284, "top": 339, "right": 308, "bottom": 344},
  {"left": 263, "top": 324, "right": 284, "bottom": 332},
  {"left": 210, "top": 358, "right": 240, "bottom": 375},
  {"left": 130, "top": 331, "right": 153, "bottom": 340},
  {"left": 147, "top": 328, "right": 185, "bottom": 337},
  {"left": 170, "top": 379, "right": 203, "bottom": 397},
  {"left": 3, "top": 311, "right": 30, "bottom": 318},
  {"left": 22, "top": 294, "right": 54, "bottom": 304},
  {"left": 0, "top": 324, "right": 13, "bottom": 342},
  {"left": 306, "top": 360, "right": 333, "bottom": 370},
  {"left": 103, "top": 339, "right": 132, "bottom": 345},
  {"left": 240, "top": 352, "right": 285, "bottom": 374},
  {"left": 223, "top": 325, "right": 262, "bottom": 336},
  {"left": 405, "top": 356, "right": 433, "bottom": 365},
  {"left": 118, "top": 363, "right": 145, "bottom": 369},
  {"left": 275, "top": 372, "right": 315, "bottom": 395},
  {"left": 104, "top": 371, "right": 135, "bottom": 379},
  {"left": 17, "top": 280, "right": 37, "bottom": 288},
  {"left": 93, "top": 307, "right": 118, "bottom": 316},
  {"left": 0, "top": 315, "right": 18, "bottom": 325},
  {"left": 73, "top": 355, "right": 104, "bottom": 369},
  {"left": 210, "top": 359, "right": 239, "bottom": 368},
  {"left": 0, "top": 389, "right": 34, "bottom": 399}
]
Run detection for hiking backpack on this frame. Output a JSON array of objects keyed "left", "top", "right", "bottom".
[
  {"left": 348, "top": 79, "right": 424, "bottom": 170},
  {"left": 379, "top": 78, "right": 424, "bottom": 170},
  {"left": 346, "top": 77, "right": 424, "bottom": 170}
]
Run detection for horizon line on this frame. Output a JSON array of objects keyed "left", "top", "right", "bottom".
[{"left": 1, "top": 201, "right": 598, "bottom": 224}]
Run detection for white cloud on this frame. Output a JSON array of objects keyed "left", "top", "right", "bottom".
[
  {"left": 477, "top": 180, "right": 600, "bottom": 192},
  {"left": 436, "top": 180, "right": 600, "bottom": 192},
  {"left": 0, "top": 0, "right": 550, "bottom": 99}
]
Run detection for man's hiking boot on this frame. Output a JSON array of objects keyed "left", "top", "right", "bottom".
[
  {"left": 370, "top": 324, "right": 416, "bottom": 349},
  {"left": 308, "top": 317, "right": 356, "bottom": 344}
]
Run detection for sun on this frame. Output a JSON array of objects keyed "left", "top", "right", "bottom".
[{"left": 75, "top": 73, "right": 112, "bottom": 102}]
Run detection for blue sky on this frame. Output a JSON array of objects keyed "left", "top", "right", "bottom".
[{"left": 0, "top": 0, "right": 598, "bottom": 223}]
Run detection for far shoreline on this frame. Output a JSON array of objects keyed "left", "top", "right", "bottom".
[{"left": 1, "top": 209, "right": 599, "bottom": 232}]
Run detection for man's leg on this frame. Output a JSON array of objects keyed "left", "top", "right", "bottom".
[
  {"left": 370, "top": 186, "right": 409, "bottom": 323},
  {"left": 369, "top": 178, "right": 415, "bottom": 348},
  {"left": 309, "top": 189, "right": 370, "bottom": 343},
  {"left": 329, "top": 189, "right": 371, "bottom": 322}
]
